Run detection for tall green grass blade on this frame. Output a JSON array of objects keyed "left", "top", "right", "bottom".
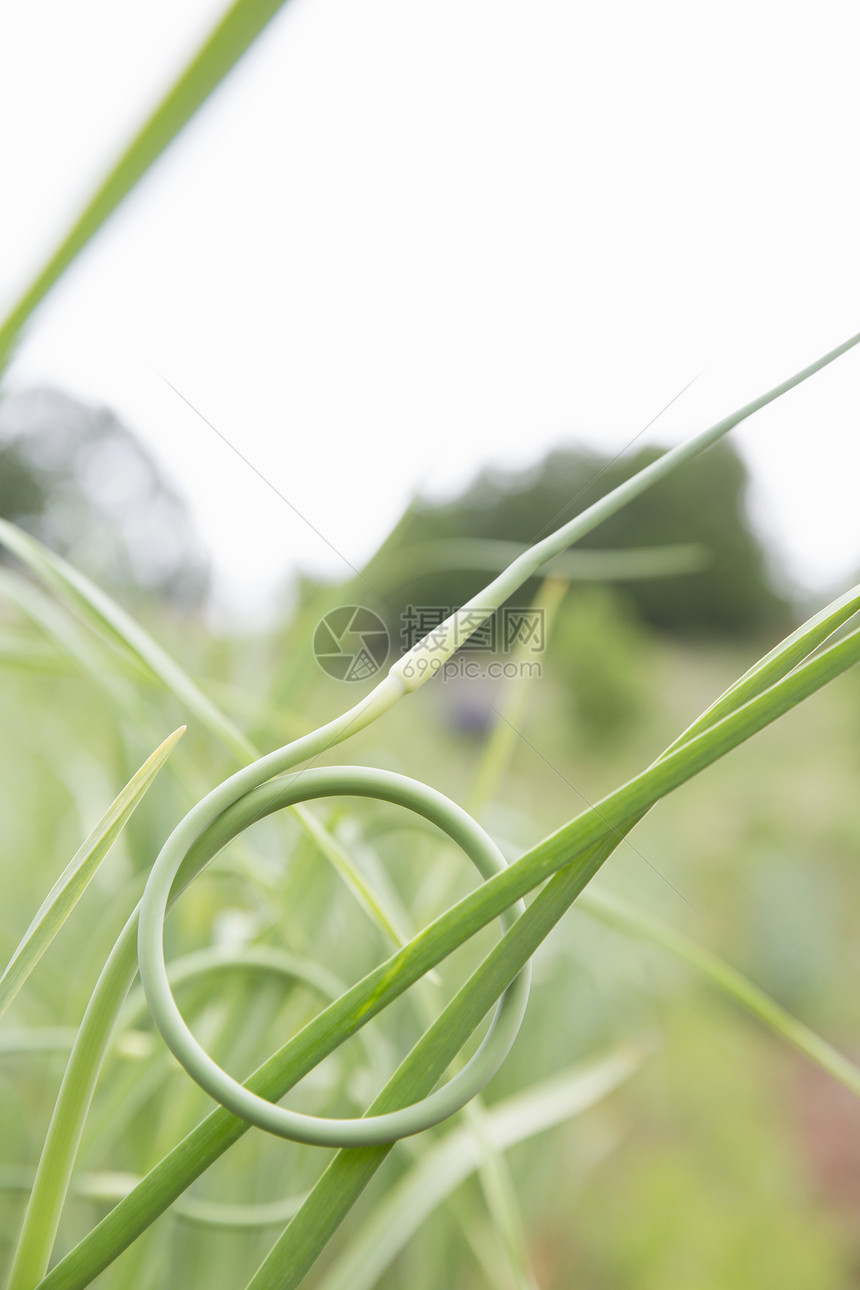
[
  {"left": 0, "top": 728, "right": 183, "bottom": 1018},
  {"left": 667, "top": 581, "right": 860, "bottom": 750},
  {"left": 317, "top": 1046, "right": 642, "bottom": 1290},
  {"left": 0, "top": 518, "right": 253, "bottom": 759},
  {"left": 469, "top": 577, "right": 568, "bottom": 815},
  {"left": 0, "top": 0, "right": 292, "bottom": 368},
  {"left": 579, "top": 888, "right": 860, "bottom": 1098}
]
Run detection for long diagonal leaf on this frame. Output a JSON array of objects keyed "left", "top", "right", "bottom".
[
  {"left": 0, "top": 518, "right": 252, "bottom": 759},
  {"left": 0, "top": 728, "right": 184, "bottom": 1018},
  {"left": 0, "top": 0, "right": 293, "bottom": 367},
  {"left": 665, "top": 580, "right": 860, "bottom": 751}
]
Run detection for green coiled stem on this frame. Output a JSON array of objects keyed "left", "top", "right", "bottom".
[{"left": 138, "top": 765, "right": 530, "bottom": 1146}]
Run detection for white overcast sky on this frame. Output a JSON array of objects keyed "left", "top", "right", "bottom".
[{"left": 1, "top": 0, "right": 859, "bottom": 620}]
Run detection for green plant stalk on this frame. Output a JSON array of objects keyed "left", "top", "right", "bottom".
[
  {"left": 7, "top": 914, "right": 141, "bottom": 1290},
  {"left": 0, "top": 0, "right": 294, "bottom": 367},
  {"left": 469, "top": 576, "right": 568, "bottom": 815},
  {"left": 35, "top": 601, "right": 860, "bottom": 1279},
  {"left": 391, "top": 332, "right": 860, "bottom": 688},
  {"left": 140, "top": 763, "right": 531, "bottom": 1148},
  {"left": 38, "top": 620, "right": 860, "bottom": 1290}
]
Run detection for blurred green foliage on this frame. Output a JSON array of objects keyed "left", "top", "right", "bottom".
[
  {"left": 1, "top": 562, "right": 858, "bottom": 1287},
  {"left": 369, "top": 440, "right": 790, "bottom": 639},
  {"left": 548, "top": 586, "right": 654, "bottom": 748}
]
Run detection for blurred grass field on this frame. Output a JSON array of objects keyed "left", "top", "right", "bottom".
[{"left": 2, "top": 571, "right": 858, "bottom": 1288}]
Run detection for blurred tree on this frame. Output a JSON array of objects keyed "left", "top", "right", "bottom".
[
  {"left": 368, "top": 440, "right": 790, "bottom": 639},
  {"left": 0, "top": 386, "right": 208, "bottom": 606}
]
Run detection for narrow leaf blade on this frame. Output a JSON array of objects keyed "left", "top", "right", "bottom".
[
  {"left": 0, "top": 0, "right": 291, "bottom": 367},
  {"left": 0, "top": 727, "right": 184, "bottom": 1017}
]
